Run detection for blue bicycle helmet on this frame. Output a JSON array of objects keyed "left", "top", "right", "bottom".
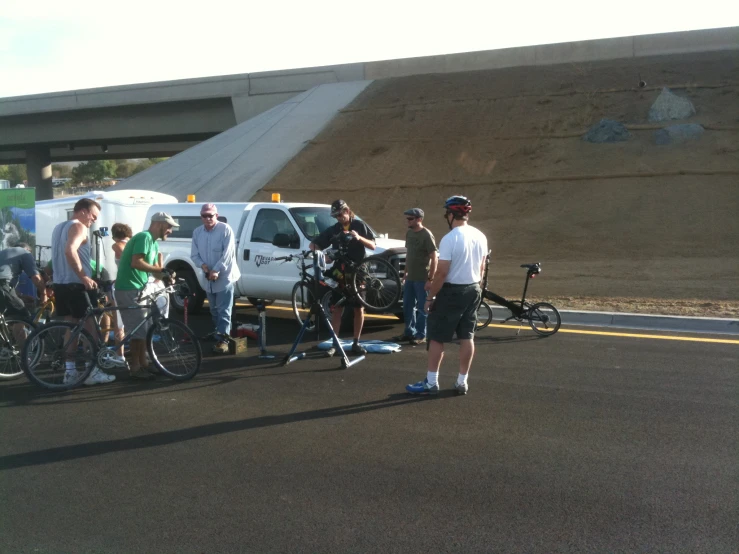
[{"left": 444, "top": 195, "right": 472, "bottom": 215}]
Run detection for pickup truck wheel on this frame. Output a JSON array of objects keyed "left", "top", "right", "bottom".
[{"left": 172, "top": 270, "right": 205, "bottom": 315}]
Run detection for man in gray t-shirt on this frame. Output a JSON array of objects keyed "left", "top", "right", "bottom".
[{"left": 391, "top": 208, "right": 438, "bottom": 345}]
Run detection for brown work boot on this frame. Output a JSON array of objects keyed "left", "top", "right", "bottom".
[{"left": 212, "top": 341, "right": 229, "bottom": 355}]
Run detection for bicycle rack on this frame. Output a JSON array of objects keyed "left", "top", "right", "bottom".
[
  {"left": 256, "top": 302, "right": 276, "bottom": 359},
  {"left": 282, "top": 254, "right": 364, "bottom": 369}
]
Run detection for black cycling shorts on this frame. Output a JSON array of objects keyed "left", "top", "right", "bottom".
[{"left": 54, "top": 284, "right": 95, "bottom": 319}]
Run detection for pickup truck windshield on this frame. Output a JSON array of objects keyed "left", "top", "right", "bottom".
[{"left": 289, "top": 207, "right": 378, "bottom": 240}]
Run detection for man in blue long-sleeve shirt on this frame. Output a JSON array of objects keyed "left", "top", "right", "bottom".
[{"left": 191, "top": 203, "right": 241, "bottom": 354}]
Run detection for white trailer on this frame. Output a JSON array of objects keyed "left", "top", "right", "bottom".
[{"left": 35, "top": 189, "right": 178, "bottom": 278}]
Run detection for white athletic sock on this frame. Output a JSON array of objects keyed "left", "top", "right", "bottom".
[
  {"left": 65, "top": 362, "right": 76, "bottom": 370},
  {"left": 457, "top": 373, "right": 468, "bottom": 386},
  {"left": 426, "top": 371, "right": 439, "bottom": 386}
]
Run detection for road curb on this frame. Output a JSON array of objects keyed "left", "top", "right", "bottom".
[{"left": 488, "top": 306, "right": 739, "bottom": 335}]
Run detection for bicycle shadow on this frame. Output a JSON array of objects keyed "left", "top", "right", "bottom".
[{"left": 0, "top": 393, "right": 435, "bottom": 471}]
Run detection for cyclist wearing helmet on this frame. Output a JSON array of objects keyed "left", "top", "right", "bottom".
[
  {"left": 310, "top": 199, "right": 375, "bottom": 355},
  {"left": 406, "top": 195, "right": 487, "bottom": 396}
]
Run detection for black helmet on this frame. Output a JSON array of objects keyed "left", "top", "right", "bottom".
[
  {"left": 444, "top": 195, "right": 472, "bottom": 215},
  {"left": 330, "top": 199, "right": 348, "bottom": 216}
]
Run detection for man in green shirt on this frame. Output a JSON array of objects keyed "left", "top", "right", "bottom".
[
  {"left": 115, "top": 212, "right": 178, "bottom": 380},
  {"left": 392, "top": 208, "right": 438, "bottom": 345}
]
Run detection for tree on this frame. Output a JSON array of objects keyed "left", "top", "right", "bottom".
[
  {"left": 129, "top": 157, "right": 167, "bottom": 176},
  {"left": 52, "top": 164, "right": 74, "bottom": 179},
  {"left": 0, "top": 164, "right": 28, "bottom": 185},
  {"left": 115, "top": 160, "right": 136, "bottom": 179},
  {"left": 72, "top": 160, "right": 118, "bottom": 184}
]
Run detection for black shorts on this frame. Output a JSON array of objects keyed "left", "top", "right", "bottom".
[
  {"left": 427, "top": 283, "right": 481, "bottom": 342},
  {"left": 54, "top": 284, "right": 95, "bottom": 319}
]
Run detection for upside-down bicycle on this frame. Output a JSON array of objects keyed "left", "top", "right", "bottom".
[
  {"left": 476, "top": 253, "right": 561, "bottom": 336},
  {"left": 22, "top": 274, "right": 201, "bottom": 391},
  {"left": 287, "top": 237, "right": 402, "bottom": 330}
]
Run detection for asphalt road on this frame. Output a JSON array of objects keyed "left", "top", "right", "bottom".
[{"left": 1, "top": 306, "right": 737, "bottom": 553}]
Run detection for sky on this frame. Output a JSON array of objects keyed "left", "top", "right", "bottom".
[{"left": 0, "top": 0, "right": 737, "bottom": 98}]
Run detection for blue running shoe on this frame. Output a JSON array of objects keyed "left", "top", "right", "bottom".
[{"left": 406, "top": 378, "right": 439, "bottom": 395}]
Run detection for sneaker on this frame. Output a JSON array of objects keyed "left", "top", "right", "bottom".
[
  {"left": 454, "top": 381, "right": 469, "bottom": 395},
  {"left": 212, "top": 341, "right": 229, "bottom": 354},
  {"left": 406, "top": 378, "right": 439, "bottom": 395},
  {"left": 63, "top": 369, "right": 82, "bottom": 385},
  {"left": 325, "top": 347, "right": 336, "bottom": 357},
  {"left": 84, "top": 367, "right": 116, "bottom": 386},
  {"left": 390, "top": 334, "right": 413, "bottom": 342},
  {"left": 351, "top": 342, "right": 367, "bottom": 355},
  {"left": 410, "top": 337, "right": 426, "bottom": 346},
  {"left": 109, "top": 354, "right": 128, "bottom": 368}
]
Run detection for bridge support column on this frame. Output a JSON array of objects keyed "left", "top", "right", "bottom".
[{"left": 27, "top": 147, "right": 53, "bottom": 200}]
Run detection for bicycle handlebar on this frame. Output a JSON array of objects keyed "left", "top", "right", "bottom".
[{"left": 274, "top": 250, "right": 317, "bottom": 263}]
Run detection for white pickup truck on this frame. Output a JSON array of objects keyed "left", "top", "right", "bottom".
[{"left": 143, "top": 199, "right": 406, "bottom": 315}]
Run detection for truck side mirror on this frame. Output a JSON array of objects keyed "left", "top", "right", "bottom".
[{"left": 272, "top": 233, "right": 291, "bottom": 248}]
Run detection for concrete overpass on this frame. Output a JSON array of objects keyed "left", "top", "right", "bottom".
[{"left": 1, "top": 26, "right": 736, "bottom": 199}]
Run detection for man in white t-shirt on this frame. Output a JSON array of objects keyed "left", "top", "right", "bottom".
[{"left": 405, "top": 196, "right": 487, "bottom": 396}]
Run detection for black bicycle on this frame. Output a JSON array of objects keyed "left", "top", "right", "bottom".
[
  {"left": 22, "top": 276, "right": 201, "bottom": 391},
  {"left": 286, "top": 241, "right": 401, "bottom": 329},
  {"left": 476, "top": 254, "right": 561, "bottom": 336}
]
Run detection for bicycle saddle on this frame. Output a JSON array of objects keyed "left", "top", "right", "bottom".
[{"left": 521, "top": 263, "right": 541, "bottom": 273}]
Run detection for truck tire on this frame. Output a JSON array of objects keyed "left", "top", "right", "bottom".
[
  {"left": 171, "top": 269, "right": 205, "bottom": 315},
  {"left": 246, "top": 297, "right": 274, "bottom": 308}
]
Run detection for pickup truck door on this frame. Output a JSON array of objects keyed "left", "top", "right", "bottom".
[{"left": 239, "top": 207, "right": 303, "bottom": 300}]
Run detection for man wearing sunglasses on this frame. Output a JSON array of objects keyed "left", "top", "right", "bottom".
[
  {"left": 191, "top": 203, "right": 240, "bottom": 354},
  {"left": 391, "top": 208, "right": 438, "bottom": 346}
]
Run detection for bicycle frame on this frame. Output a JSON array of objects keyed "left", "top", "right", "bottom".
[
  {"left": 480, "top": 254, "right": 538, "bottom": 317},
  {"left": 0, "top": 315, "right": 13, "bottom": 347},
  {"left": 54, "top": 287, "right": 169, "bottom": 353}
]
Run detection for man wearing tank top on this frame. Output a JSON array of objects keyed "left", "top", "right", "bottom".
[{"left": 51, "top": 198, "right": 119, "bottom": 386}]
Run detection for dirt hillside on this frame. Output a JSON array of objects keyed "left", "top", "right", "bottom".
[{"left": 255, "top": 51, "right": 739, "bottom": 317}]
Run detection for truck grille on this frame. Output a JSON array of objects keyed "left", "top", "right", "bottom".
[{"left": 388, "top": 253, "right": 406, "bottom": 278}]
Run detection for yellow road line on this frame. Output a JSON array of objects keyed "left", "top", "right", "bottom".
[
  {"left": 239, "top": 303, "right": 739, "bottom": 344},
  {"left": 483, "top": 324, "right": 739, "bottom": 345}
]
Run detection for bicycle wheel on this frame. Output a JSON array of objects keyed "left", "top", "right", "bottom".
[
  {"left": 527, "top": 302, "right": 561, "bottom": 336},
  {"left": 147, "top": 318, "right": 202, "bottom": 381},
  {"left": 0, "top": 317, "right": 37, "bottom": 380},
  {"left": 351, "top": 257, "right": 401, "bottom": 311},
  {"left": 291, "top": 282, "right": 334, "bottom": 332},
  {"left": 291, "top": 281, "right": 317, "bottom": 330},
  {"left": 475, "top": 301, "right": 493, "bottom": 331},
  {"left": 22, "top": 322, "right": 97, "bottom": 390}
]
